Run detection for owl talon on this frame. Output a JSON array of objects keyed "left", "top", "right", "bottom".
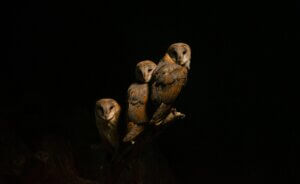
[
  {"left": 175, "top": 112, "right": 185, "bottom": 119},
  {"left": 171, "top": 108, "right": 185, "bottom": 119}
]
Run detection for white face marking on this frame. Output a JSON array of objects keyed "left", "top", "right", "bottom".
[
  {"left": 136, "top": 60, "right": 157, "bottom": 83},
  {"left": 143, "top": 65, "right": 155, "bottom": 82},
  {"left": 96, "top": 99, "right": 119, "bottom": 121},
  {"left": 167, "top": 43, "right": 191, "bottom": 69}
]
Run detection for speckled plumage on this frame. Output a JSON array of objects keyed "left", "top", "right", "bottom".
[
  {"left": 150, "top": 43, "right": 191, "bottom": 125},
  {"left": 123, "top": 60, "right": 157, "bottom": 143}
]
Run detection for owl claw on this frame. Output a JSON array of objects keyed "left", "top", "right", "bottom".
[
  {"left": 171, "top": 108, "right": 185, "bottom": 119},
  {"left": 175, "top": 112, "right": 185, "bottom": 119}
]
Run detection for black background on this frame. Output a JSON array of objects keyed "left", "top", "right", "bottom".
[{"left": 1, "top": 0, "right": 297, "bottom": 183}]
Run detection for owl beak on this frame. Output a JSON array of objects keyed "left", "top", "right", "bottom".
[
  {"left": 143, "top": 74, "right": 149, "bottom": 82},
  {"left": 103, "top": 117, "right": 110, "bottom": 121},
  {"left": 103, "top": 115, "right": 109, "bottom": 120},
  {"left": 104, "top": 113, "right": 113, "bottom": 121},
  {"left": 177, "top": 56, "right": 183, "bottom": 65}
]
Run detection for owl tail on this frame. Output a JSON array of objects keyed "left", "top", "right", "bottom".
[
  {"left": 150, "top": 103, "right": 172, "bottom": 126},
  {"left": 122, "top": 122, "right": 145, "bottom": 143}
]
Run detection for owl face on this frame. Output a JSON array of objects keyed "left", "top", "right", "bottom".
[
  {"left": 167, "top": 43, "right": 191, "bottom": 69},
  {"left": 95, "top": 98, "right": 120, "bottom": 122},
  {"left": 135, "top": 60, "right": 157, "bottom": 83}
]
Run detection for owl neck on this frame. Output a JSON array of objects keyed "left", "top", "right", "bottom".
[{"left": 162, "top": 53, "right": 175, "bottom": 64}]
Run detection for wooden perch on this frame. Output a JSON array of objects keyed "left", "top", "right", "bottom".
[{"left": 111, "top": 108, "right": 185, "bottom": 165}]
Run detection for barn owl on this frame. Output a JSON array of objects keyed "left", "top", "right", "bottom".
[
  {"left": 123, "top": 60, "right": 157, "bottom": 143},
  {"left": 95, "top": 98, "right": 121, "bottom": 152},
  {"left": 150, "top": 42, "right": 191, "bottom": 125}
]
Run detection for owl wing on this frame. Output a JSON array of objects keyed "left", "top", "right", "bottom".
[
  {"left": 151, "top": 62, "right": 188, "bottom": 105},
  {"left": 127, "top": 84, "right": 145, "bottom": 106},
  {"left": 122, "top": 122, "right": 144, "bottom": 142},
  {"left": 150, "top": 62, "right": 188, "bottom": 125},
  {"left": 124, "top": 84, "right": 149, "bottom": 142},
  {"left": 127, "top": 84, "right": 149, "bottom": 124}
]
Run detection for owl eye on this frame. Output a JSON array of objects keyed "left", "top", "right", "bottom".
[
  {"left": 183, "top": 50, "right": 187, "bottom": 55},
  {"left": 148, "top": 68, "right": 153, "bottom": 72},
  {"left": 97, "top": 106, "right": 103, "bottom": 113},
  {"left": 171, "top": 50, "right": 177, "bottom": 57},
  {"left": 110, "top": 106, "right": 114, "bottom": 110}
]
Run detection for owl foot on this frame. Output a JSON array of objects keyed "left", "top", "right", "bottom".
[
  {"left": 172, "top": 108, "right": 185, "bottom": 119},
  {"left": 156, "top": 108, "right": 185, "bottom": 126}
]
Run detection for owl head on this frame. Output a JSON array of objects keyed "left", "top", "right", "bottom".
[
  {"left": 95, "top": 98, "right": 121, "bottom": 122},
  {"left": 135, "top": 60, "right": 157, "bottom": 83},
  {"left": 167, "top": 42, "right": 191, "bottom": 70}
]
